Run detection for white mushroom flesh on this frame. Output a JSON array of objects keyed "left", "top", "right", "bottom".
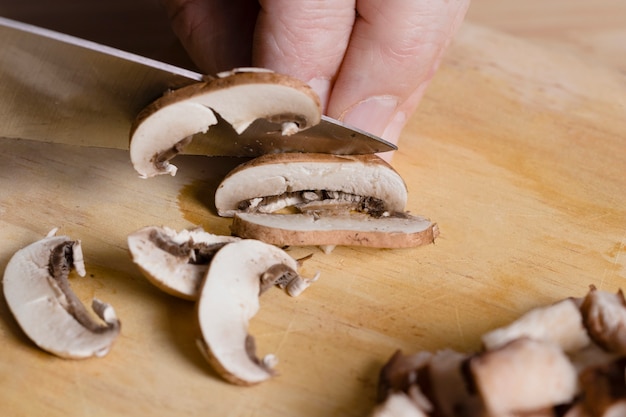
[
  {"left": 195, "top": 239, "right": 316, "bottom": 385},
  {"left": 3, "top": 233, "right": 120, "bottom": 359}
]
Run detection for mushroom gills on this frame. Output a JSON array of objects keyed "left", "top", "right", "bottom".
[
  {"left": 238, "top": 190, "right": 390, "bottom": 218},
  {"left": 3, "top": 232, "right": 120, "bottom": 359}
]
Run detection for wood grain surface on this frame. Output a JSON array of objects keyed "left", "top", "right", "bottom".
[{"left": 1, "top": 2, "right": 625, "bottom": 416}]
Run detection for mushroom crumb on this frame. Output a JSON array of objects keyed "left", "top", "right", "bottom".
[{"left": 370, "top": 285, "right": 626, "bottom": 417}]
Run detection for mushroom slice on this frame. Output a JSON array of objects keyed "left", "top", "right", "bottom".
[
  {"left": 3, "top": 232, "right": 120, "bottom": 359},
  {"left": 216, "top": 153, "right": 438, "bottom": 249},
  {"left": 580, "top": 285, "right": 626, "bottom": 354},
  {"left": 129, "top": 69, "right": 322, "bottom": 178},
  {"left": 469, "top": 338, "right": 578, "bottom": 416},
  {"left": 215, "top": 153, "right": 408, "bottom": 217},
  {"left": 481, "top": 298, "right": 591, "bottom": 352},
  {"left": 231, "top": 212, "right": 439, "bottom": 249},
  {"left": 195, "top": 239, "right": 317, "bottom": 385},
  {"left": 127, "top": 226, "right": 240, "bottom": 300}
]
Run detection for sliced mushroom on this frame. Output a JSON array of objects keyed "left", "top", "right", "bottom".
[
  {"left": 215, "top": 153, "right": 438, "bottom": 249},
  {"left": 580, "top": 285, "right": 626, "bottom": 355},
  {"left": 232, "top": 212, "right": 439, "bottom": 249},
  {"left": 481, "top": 298, "right": 591, "bottom": 353},
  {"left": 469, "top": 338, "right": 578, "bottom": 416},
  {"left": 195, "top": 239, "right": 318, "bottom": 385},
  {"left": 129, "top": 69, "right": 321, "bottom": 178},
  {"left": 215, "top": 153, "right": 408, "bottom": 217},
  {"left": 3, "top": 231, "right": 120, "bottom": 359},
  {"left": 127, "top": 226, "right": 240, "bottom": 300}
]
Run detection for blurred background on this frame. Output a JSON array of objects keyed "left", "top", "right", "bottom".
[{"left": 1, "top": 0, "right": 624, "bottom": 72}]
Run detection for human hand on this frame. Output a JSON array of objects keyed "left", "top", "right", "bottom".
[{"left": 164, "top": 0, "right": 469, "bottom": 150}]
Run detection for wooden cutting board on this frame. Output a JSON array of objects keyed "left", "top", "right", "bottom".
[{"left": 0, "top": 23, "right": 624, "bottom": 416}]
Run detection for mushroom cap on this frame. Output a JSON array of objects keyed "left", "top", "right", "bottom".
[
  {"left": 127, "top": 226, "right": 240, "bottom": 300},
  {"left": 129, "top": 70, "right": 322, "bottom": 178},
  {"left": 195, "top": 239, "right": 299, "bottom": 385},
  {"left": 231, "top": 212, "right": 439, "bottom": 249},
  {"left": 3, "top": 234, "right": 120, "bottom": 359},
  {"left": 215, "top": 153, "right": 408, "bottom": 217}
]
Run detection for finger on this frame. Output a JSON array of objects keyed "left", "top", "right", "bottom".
[
  {"left": 252, "top": 0, "right": 356, "bottom": 109},
  {"left": 163, "top": 0, "right": 259, "bottom": 74},
  {"left": 328, "top": 0, "right": 470, "bottom": 145}
]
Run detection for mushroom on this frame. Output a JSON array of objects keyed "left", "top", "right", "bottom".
[
  {"left": 481, "top": 298, "right": 591, "bottom": 353},
  {"left": 580, "top": 285, "right": 626, "bottom": 355},
  {"left": 215, "top": 153, "right": 439, "bottom": 250},
  {"left": 129, "top": 68, "right": 322, "bottom": 178},
  {"left": 578, "top": 357, "right": 626, "bottom": 417},
  {"left": 127, "top": 226, "right": 240, "bottom": 300},
  {"left": 194, "top": 239, "right": 319, "bottom": 385},
  {"left": 377, "top": 349, "right": 485, "bottom": 417},
  {"left": 370, "top": 392, "right": 431, "bottom": 417},
  {"left": 2, "top": 230, "right": 120, "bottom": 359},
  {"left": 468, "top": 338, "right": 578, "bottom": 416}
]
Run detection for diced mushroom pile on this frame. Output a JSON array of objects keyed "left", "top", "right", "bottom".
[
  {"left": 371, "top": 285, "right": 626, "bottom": 417},
  {"left": 127, "top": 226, "right": 319, "bottom": 385}
]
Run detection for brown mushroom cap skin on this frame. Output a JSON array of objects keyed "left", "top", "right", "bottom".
[
  {"left": 3, "top": 233, "right": 120, "bottom": 359},
  {"left": 469, "top": 338, "right": 578, "bottom": 416}
]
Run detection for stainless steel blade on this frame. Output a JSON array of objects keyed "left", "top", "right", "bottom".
[{"left": 0, "top": 17, "right": 396, "bottom": 156}]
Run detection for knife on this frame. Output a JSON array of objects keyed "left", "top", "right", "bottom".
[{"left": 0, "top": 17, "right": 396, "bottom": 157}]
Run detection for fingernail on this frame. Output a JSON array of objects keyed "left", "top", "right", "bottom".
[
  {"left": 381, "top": 111, "right": 407, "bottom": 146},
  {"left": 342, "top": 96, "right": 399, "bottom": 138},
  {"left": 308, "top": 77, "right": 332, "bottom": 112}
]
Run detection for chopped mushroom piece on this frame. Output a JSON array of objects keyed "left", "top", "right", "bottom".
[
  {"left": 195, "top": 239, "right": 319, "bottom": 385},
  {"left": 469, "top": 338, "right": 578, "bottom": 416},
  {"left": 580, "top": 285, "right": 626, "bottom": 355},
  {"left": 482, "top": 298, "right": 591, "bottom": 352},
  {"left": 3, "top": 231, "right": 120, "bottom": 359},
  {"left": 129, "top": 69, "right": 321, "bottom": 178},
  {"left": 370, "top": 392, "right": 430, "bottom": 417},
  {"left": 127, "top": 226, "right": 239, "bottom": 300}
]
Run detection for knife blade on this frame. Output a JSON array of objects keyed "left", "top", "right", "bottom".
[{"left": 0, "top": 17, "right": 396, "bottom": 157}]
